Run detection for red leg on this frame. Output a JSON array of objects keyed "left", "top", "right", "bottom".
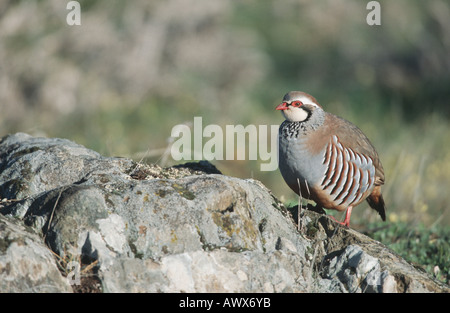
[
  {"left": 329, "top": 206, "right": 353, "bottom": 227},
  {"left": 342, "top": 206, "right": 353, "bottom": 227}
]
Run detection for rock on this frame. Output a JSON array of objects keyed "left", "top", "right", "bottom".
[
  {"left": 324, "top": 244, "right": 395, "bottom": 293},
  {"left": 0, "top": 132, "right": 448, "bottom": 293},
  {"left": 0, "top": 214, "right": 72, "bottom": 292}
]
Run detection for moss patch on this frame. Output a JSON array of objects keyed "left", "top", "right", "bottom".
[{"left": 171, "top": 183, "right": 195, "bottom": 200}]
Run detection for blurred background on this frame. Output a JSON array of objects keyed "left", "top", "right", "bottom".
[{"left": 1, "top": 0, "right": 449, "bottom": 230}]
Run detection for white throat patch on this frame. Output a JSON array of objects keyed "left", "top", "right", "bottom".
[{"left": 282, "top": 106, "right": 309, "bottom": 122}]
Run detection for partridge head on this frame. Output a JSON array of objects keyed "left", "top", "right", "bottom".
[{"left": 276, "top": 91, "right": 386, "bottom": 227}]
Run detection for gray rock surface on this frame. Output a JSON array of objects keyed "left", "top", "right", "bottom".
[
  {"left": 0, "top": 214, "right": 72, "bottom": 292},
  {"left": 0, "top": 133, "right": 448, "bottom": 293}
]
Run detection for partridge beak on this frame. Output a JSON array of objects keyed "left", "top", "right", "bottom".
[{"left": 276, "top": 102, "right": 288, "bottom": 110}]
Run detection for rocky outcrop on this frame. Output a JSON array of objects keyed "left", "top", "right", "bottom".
[{"left": 0, "top": 133, "right": 448, "bottom": 292}]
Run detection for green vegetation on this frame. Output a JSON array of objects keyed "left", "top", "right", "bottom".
[{"left": 367, "top": 221, "right": 450, "bottom": 284}]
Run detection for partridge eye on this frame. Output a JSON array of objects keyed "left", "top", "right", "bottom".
[{"left": 290, "top": 101, "right": 303, "bottom": 107}]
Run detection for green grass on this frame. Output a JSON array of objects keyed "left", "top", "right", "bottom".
[{"left": 366, "top": 221, "right": 449, "bottom": 284}]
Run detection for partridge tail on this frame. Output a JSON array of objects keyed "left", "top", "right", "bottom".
[{"left": 366, "top": 186, "right": 386, "bottom": 221}]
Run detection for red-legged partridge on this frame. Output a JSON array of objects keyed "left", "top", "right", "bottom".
[{"left": 277, "top": 91, "right": 386, "bottom": 227}]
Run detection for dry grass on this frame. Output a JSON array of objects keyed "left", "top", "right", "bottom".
[{"left": 49, "top": 245, "right": 102, "bottom": 293}]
